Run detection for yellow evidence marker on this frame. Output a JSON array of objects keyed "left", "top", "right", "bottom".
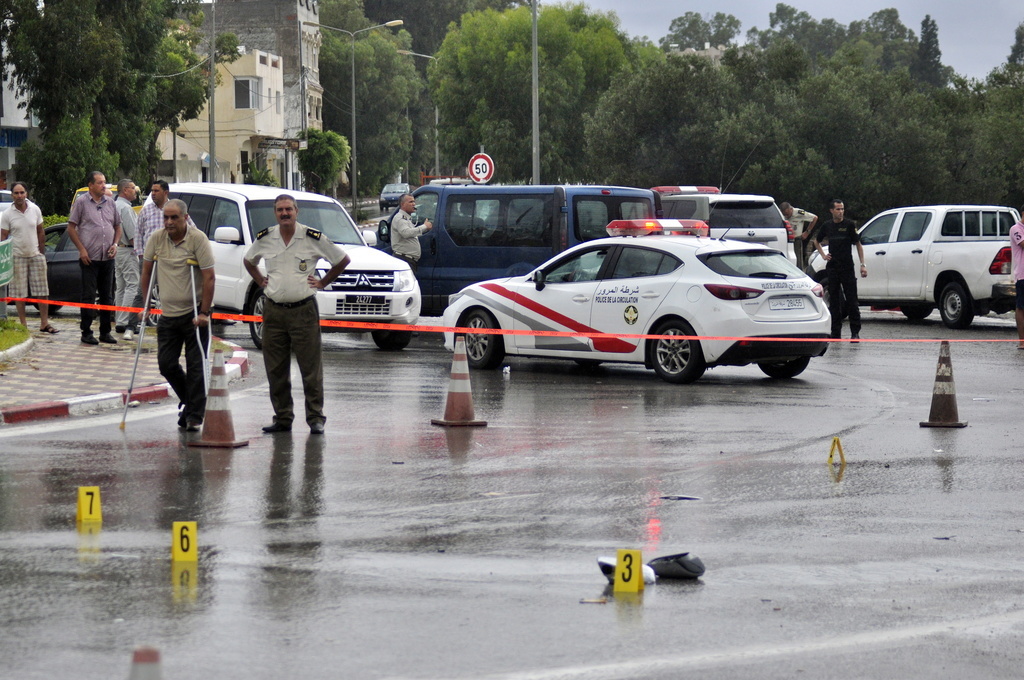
[
  {"left": 172, "top": 521, "right": 198, "bottom": 562},
  {"left": 827, "top": 436, "right": 847, "bottom": 467},
  {"left": 76, "top": 486, "right": 102, "bottom": 524},
  {"left": 613, "top": 549, "right": 645, "bottom": 593}
]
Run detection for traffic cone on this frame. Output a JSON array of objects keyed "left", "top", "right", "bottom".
[
  {"left": 431, "top": 335, "right": 487, "bottom": 427},
  {"left": 920, "top": 341, "right": 967, "bottom": 428},
  {"left": 188, "top": 350, "right": 250, "bottom": 447},
  {"left": 127, "top": 646, "right": 162, "bottom": 680}
]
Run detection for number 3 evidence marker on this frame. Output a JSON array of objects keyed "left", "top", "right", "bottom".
[{"left": 613, "top": 549, "right": 644, "bottom": 593}]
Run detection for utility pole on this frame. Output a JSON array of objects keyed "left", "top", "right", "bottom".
[{"left": 207, "top": 0, "right": 217, "bottom": 183}]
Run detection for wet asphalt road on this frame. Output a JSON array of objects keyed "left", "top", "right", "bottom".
[{"left": 2, "top": 310, "right": 1024, "bottom": 679}]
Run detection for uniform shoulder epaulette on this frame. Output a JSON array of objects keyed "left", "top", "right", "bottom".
[
  {"left": 256, "top": 227, "right": 271, "bottom": 240},
  {"left": 306, "top": 228, "right": 322, "bottom": 240}
]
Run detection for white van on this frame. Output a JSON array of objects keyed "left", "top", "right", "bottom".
[{"left": 168, "top": 183, "right": 420, "bottom": 350}]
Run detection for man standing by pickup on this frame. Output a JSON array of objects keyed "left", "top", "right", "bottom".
[
  {"left": 1010, "top": 217, "right": 1024, "bottom": 349},
  {"left": 812, "top": 199, "right": 866, "bottom": 342}
]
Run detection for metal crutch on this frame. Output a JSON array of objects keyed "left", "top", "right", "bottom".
[
  {"left": 120, "top": 257, "right": 157, "bottom": 430},
  {"left": 187, "top": 259, "right": 211, "bottom": 395}
]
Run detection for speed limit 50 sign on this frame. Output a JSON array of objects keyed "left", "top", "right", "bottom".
[{"left": 468, "top": 153, "right": 495, "bottom": 184}]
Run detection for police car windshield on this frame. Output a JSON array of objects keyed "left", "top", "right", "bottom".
[
  {"left": 699, "top": 250, "right": 804, "bottom": 279},
  {"left": 245, "top": 199, "right": 364, "bottom": 245}
]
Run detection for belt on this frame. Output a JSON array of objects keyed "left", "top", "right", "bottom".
[{"left": 267, "top": 296, "right": 315, "bottom": 309}]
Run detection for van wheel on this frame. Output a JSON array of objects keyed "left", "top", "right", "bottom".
[
  {"left": 372, "top": 329, "right": 412, "bottom": 351},
  {"left": 649, "top": 319, "right": 705, "bottom": 384},
  {"left": 758, "top": 356, "right": 811, "bottom": 379},
  {"left": 461, "top": 309, "right": 505, "bottom": 369},
  {"left": 247, "top": 289, "right": 265, "bottom": 349},
  {"left": 938, "top": 282, "right": 974, "bottom": 329}
]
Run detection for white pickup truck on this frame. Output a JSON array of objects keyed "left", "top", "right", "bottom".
[{"left": 807, "top": 205, "right": 1020, "bottom": 329}]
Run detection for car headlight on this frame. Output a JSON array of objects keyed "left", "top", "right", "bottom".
[{"left": 393, "top": 269, "right": 416, "bottom": 292}]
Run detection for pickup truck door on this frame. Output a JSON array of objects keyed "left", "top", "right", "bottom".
[
  {"left": 882, "top": 211, "right": 932, "bottom": 298},
  {"left": 856, "top": 214, "right": 897, "bottom": 299}
]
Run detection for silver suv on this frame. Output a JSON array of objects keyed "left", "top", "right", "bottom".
[
  {"left": 168, "top": 183, "right": 421, "bottom": 350},
  {"left": 658, "top": 192, "right": 789, "bottom": 254}
]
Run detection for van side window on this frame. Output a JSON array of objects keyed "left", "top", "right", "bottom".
[
  {"left": 940, "top": 211, "right": 963, "bottom": 237},
  {"left": 662, "top": 199, "right": 698, "bottom": 219},
  {"left": 574, "top": 197, "right": 654, "bottom": 242},
  {"left": 444, "top": 194, "right": 552, "bottom": 247},
  {"left": 895, "top": 212, "right": 930, "bottom": 242},
  {"left": 210, "top": 198, "right": 242, "bottom": 239},
  {"left": 415, "top": 192, "right": 438, "bottom": 224}
]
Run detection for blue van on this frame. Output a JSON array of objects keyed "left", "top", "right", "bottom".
[{"left": 411, "top": 184, "right": 655, "bottom": 315}]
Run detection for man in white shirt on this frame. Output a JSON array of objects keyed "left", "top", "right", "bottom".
[{"left": 0, "top": 181, "right": 57, "bottom": 334}]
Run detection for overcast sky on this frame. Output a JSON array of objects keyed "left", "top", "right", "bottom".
[{"left": 580, "top": 1, "right": 1023, "bottom": 80}]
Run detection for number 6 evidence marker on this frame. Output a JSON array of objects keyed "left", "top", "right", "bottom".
[
  {"left": 76, "top": 486, "right": 102, "bottom": 524},
  {"left": 172, "top": 521, "right": 198, "bottom": 562}
]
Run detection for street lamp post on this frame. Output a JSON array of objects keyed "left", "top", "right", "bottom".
[
  {"left": 397, "top": 50, "right": 439, "bottom": 178},
  {"left": 303, "top": 19, "right": 403, "bottom": 216}
]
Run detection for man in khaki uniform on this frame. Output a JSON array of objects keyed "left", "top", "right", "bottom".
[
  {"left": 140, "top": 199, "right": 215, "bottom": 431},
  {"left": 244, "top": 195, "right": 350, "bottom": 434},
  {"left": 780, "top": 202, "right": 818, "bottom": 271}
]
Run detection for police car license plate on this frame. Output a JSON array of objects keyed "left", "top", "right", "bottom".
[
  {"left": 347, "top": 295, "right": 387, "bottom": 305},
  {"left": 769, "top": 297, "right": 805, "bottom": 311}
]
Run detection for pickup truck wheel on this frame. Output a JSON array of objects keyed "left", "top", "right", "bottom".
[
  {"left": 371, "top": 329, "right": 412, "bottom": 351},
  {"left": 248, "top": 289, "right": 265, "bottom": 349},
  {"left": 900, "top": 305, "right": 934, "bottom": 321},
  {"left": 650, "top": 319, "right": 706, "bottom": 384},
  {"left": 758, "top": 356, "right": 811, "bottom": 379},
  {"left": 461, "top": 309, "right": 505, "bottom": 369},
  {"left": 938, "top": 282, "right": 974, "bottom": 329}
]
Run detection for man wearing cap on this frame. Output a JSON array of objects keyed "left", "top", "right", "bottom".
[{"left": 244, "top": 194, "right": 350, "bottom": 435}]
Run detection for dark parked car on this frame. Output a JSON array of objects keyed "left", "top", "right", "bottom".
[
  {"left": 39, "top": 223, "right": 81, "bottom": 312},
  {"left": 379, "top": 182, "right": 410, "bottom": 211}
]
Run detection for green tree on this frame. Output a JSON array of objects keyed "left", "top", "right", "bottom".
[
  {"left": 910, "top": 15, "right": 948, "bottom": 88},
  {"left": 432, "top": 3, "right": 635, "bottom": 182},
  {"left": 1009, "top": 22, "right": 1024, "bottom": 65},
  {"left": 659, "top": 11, "right": 741, "bottom": 50},
  {"left": 298, "top": 128, "right": 351, "bottom": 196}
]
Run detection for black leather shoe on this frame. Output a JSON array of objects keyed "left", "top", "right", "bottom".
[
  {"left": 99, "top": 334, "right": 118, "bottom": 344},
  {"left": 81, "top": 334, "right": 99, "bottom": 345},
  {"left": 262, "top": 422, "right": 292, "bottom": 433},
  {"left": 115, "top": 325, "right": 126, "bottom": 334},
  {"left": 310, "top": 422, "right": 325, "bottom": 435},
  {"left": 851, "top": 333, "right": 860, "bottom": 343},
  {"left": 186, "top": 418, "right": 202, "bottom": 432}
]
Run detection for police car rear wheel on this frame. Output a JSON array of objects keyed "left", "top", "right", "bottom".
[
  {"left": 758, "top": 356, "right": 811, "bottom": 379},
  {"left": 462, "top": 309, "right": 505, "bottom": 370},
  {"left": 650, "top": 319, "right": 705, "bottom": 384}
]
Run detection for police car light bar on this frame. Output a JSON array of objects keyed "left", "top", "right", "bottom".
[
  {"left": 651, "top": 185, "right": 721, "bottom": 195},
  {"left": 605, "top": 219, "right": 710, "bottom": 237}
]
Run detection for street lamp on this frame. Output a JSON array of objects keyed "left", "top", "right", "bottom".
[
  {"left": 303, "top": 19, "right": 403, "bottom": 215},
  {"left": 397, "top": 50, "right": 439, "bottom": 178}
]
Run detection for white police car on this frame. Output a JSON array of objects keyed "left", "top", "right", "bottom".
[{"left": 442, "top": 219, "right": 831, "bottom": 383}]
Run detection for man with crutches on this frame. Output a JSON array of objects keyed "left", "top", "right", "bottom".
[{"left": 139, "top": 199, "right": 215, "bottom": 431}]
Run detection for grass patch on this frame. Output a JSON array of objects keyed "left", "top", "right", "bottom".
[{"left": 0, "top": 318, "right": 30, "bottom": 352}]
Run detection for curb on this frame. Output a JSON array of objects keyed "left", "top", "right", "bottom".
[
  {"left": 0, "top": 339, "right": 250, "bottom": 426},
  {"left": 0, "top": 335, "right": 34, "bottom": 364}
]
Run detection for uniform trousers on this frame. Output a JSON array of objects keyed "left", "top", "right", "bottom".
[
  {"left": 263, "top": 297, "right": 325, "bottom": 427},
  {"left": 157, "top": 313, "right": 208, "bottom": 423},
  {"left": 826, "top": 264, "right": 862, "bottom": 338}
]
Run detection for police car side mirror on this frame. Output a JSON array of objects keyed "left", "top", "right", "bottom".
[{"left": 534, "top": 270, "right": 546, "bottom": 291}]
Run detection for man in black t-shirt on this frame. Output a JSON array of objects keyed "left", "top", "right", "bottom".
[{"left": 812, "top": 199, "right": 867, "bottom": 341}]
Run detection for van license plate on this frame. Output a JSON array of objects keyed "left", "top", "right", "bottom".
[
  {"left": 347, "top": 295, "right": 387, "bottom": 305},
  {"left": 769, "top": 297, "right": 805, "bottom": 310}
]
